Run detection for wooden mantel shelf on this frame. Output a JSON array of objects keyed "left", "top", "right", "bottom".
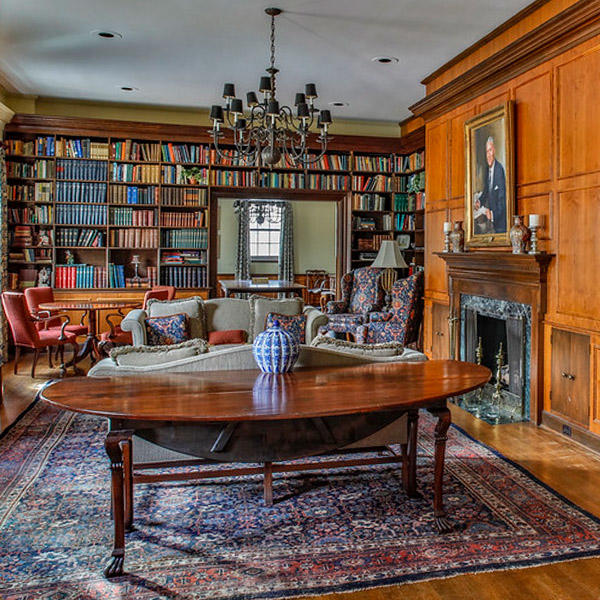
[{"left": 434, "top": 251, "right": 554, "bottom": 286}]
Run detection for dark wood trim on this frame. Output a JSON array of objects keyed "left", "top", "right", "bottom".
[
  {"left": 541, "top": 410, "right": 600, "bottom": 454},
  {"left": 410, "top": 0, "right": 600, "bottom": 119},
  {"left": 396, "top": 126, "right": 425, "bottom": 154},
  {"left": 420, "top": 0, "right": 552, "bottom": 85},
  {"left": 5, "top": 113, "right": 404, "bottom": 154}
]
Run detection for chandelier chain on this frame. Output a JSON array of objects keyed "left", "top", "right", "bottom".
[{"left": 270, "top": 12, "right": 277, "bottom": 98}]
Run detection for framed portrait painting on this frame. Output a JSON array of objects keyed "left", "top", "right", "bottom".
[{"left": 464, "top": 102, "right": 514, "bottom": 247}]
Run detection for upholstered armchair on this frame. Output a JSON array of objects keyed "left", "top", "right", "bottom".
[
  {"left": 355, "top": 271, "right": 424, "bottom": 346},
  {"left": 25, "top": 287, "right": 88, "bottom": 337},
  {"left": 323, "top": 267, "right": 384, "bottom": 338}
]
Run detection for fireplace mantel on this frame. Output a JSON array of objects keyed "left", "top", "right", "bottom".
[{"left": 435, "top": 251, "right": 554, "bottom": 423}]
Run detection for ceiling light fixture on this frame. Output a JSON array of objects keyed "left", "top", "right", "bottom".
[
  {"left": 209, "top": 7, "right": 331, "bottom": 167},
  {"left": 371, "top": 56, "right": 399, "bottom": 64},
  {"left": 92, "top": 30, "right": 123, "bottom": 39},
  {"left": 329, "top": 101, "right": 349, "bottom": 107},
  {"left": 120, "top": 86, "right": 138, "bottom": 92}
]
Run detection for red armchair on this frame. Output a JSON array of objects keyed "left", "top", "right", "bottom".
[
  {"left": 1, "top": 291, "right": 79, "bottom": 377},
  {"left": 25, "top": 287, "right": 88, "bottom": 337}
]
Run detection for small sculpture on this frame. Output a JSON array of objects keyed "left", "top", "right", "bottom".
[
  {"left": 37, "top": 229, "right": 51, "bottom": 247},
  {"left": 65, "top": 250, "right": 75, "bottom": 265},
  {"left": 38, "top": 267, "right": 51, "bottom": 287}
]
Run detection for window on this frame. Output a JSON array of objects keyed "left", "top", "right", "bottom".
[{"left": 249, "top": 201, "right": 282, "bottom": 261}]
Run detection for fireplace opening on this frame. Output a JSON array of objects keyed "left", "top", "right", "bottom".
[{"left": 477, "top": 314, "right": 508, "bottom": 387}]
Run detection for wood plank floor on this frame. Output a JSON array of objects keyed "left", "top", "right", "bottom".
[{"left": 1, "top": 353, "right": 600, "bottom": 599}]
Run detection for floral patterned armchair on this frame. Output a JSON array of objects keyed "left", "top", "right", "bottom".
[
  {"left": 322, "top": 267, "right": 385, "bottom": 338},
  {"left": 355, "top": 271, "right": 424, "bottom": 346}
]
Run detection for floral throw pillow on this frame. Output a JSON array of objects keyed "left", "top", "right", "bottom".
[
  {"left": 145, "top": 313, "right": 190, "bottom": 346},
  {"left": 266, "top": 312, "right": 307, "bottom": 344}
]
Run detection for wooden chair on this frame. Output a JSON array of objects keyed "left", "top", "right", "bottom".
[
  {"left": 304, "top": 269, "right": 328, "bottom": 306},
  {"left": 1, "top": 291, "right": 79, "bottom": 377},
  {"left": 25, "top": 287, "right": 89, "bottom": 336}
]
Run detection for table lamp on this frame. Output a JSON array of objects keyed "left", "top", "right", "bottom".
[{"left": 371, "top": 240, "right": 408, "bottom": 307}]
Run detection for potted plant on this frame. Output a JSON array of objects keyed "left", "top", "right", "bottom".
[{"left": 182, "top": 166, "right": 204, "bottom": 185}]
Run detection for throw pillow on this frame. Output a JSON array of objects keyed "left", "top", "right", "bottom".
[
  {"left": 109, "top": 338, "right": 208, "bottom": 367},
  {"left": 249, "top": 295, "right": 304, "bottom": 341},
  {"left": 208, "top": 329, "right": 247, "bottom": 345},
  {"left": 310, "top": 335, "right": 404, "bottom": 357},
  {"left": 266, "top": 312, "right": 307, "bottom": 344},
  {"left": 146, "top": 296, "right": 206, "bottom": 340},
  {"left": 145, "top": 313, "right": 189, "bottom": 346}
]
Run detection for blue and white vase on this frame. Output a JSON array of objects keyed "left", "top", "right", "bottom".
[{"left": 252, "top": 320, "right": 299, "bottom": 373}]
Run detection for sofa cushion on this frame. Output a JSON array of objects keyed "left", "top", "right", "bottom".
[
  {"left": 249, "top": 295, "right": 304, "bottom": 341},
  {"left": 146, "top": 296, "right": 205, "bottom": 340},
  {"left": 145, "top": 313, "right": 190, "bottom": 346},
  {"left": 310, "top": 335, "right": 404, "bottom": 357},
  {"left": 266, "top": 312, "right": 307, "bottom": 344},
  {"left": 208, "top": 329, "right": 247, "bottom": 345},
  {"left": 204, "top": 298, "right": 252, "bottom": 335},
  {"left": 109, "top": 338, "right": 208, "bottom": 367}
]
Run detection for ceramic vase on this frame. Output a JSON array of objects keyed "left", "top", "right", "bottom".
[
  {"left": 252, "top": 320, "right": 299, "bottom": 373},
  {"left": 509, "top": 215, "right": 531, "bottom": 254},
  {"left": 449, "top": 221, "right": 465, "bottom": 253}
]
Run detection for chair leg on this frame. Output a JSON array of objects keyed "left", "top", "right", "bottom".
[
  {"left": 31, "top": 349, "right": 40, "bottom": 378},
  {"left": 47, "top": 347, "right": 53, "bottom": 368},
  {"left": 14, "top": 346, "right": 21, "bottom": 374}
]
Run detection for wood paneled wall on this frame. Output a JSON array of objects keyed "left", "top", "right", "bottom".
[{"left": 421, "top": 17, "right": 600, "bottom": 439}]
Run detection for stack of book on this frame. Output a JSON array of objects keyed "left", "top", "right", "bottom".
[
  {"left": 11, "top": 226, "right": 34, "bottom": 248},
  {"left": 162, "top": 250, "right": 206, "bottom": 265}
]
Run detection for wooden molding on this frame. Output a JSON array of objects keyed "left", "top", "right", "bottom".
[{"left": 410, "top": 0, "right": 600, "bottom": 119}]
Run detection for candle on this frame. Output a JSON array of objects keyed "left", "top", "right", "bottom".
[
  {"left": 529, "top": 214, "right": 541, "bottom": 228},
  {"left": 443, "top": 221, "right": 452, "bottom": 233}
]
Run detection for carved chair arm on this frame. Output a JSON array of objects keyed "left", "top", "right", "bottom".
[
  {"left": 104, "top": 311, "right": 126, "bottom": 338},
  {"left": 33, "top": 313, "right": 71, "bottom": 341}
]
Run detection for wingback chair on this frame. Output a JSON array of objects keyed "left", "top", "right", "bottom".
[
  {"left": 323, "top": 267, "right": 384, "bottom": 339},
  {"left": 1, "top": 291, "right": 79, "bottom": 377},
  {"left": 25, "top": 287, "right": 89, "bottom": 337},
  {"left": 355, "top": 271, "right": 424, "bottom": 346}
]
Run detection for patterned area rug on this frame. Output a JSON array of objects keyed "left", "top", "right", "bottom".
[{"left": 2, "top": 402, "right": 600, "bottom": 600}]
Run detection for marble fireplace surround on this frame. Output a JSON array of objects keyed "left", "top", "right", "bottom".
[{"left": 436, "top": 251, "right": 553, "bottom": 424}]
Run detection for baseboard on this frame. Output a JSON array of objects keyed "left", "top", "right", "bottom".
[{"left": 540, "top": 410, "right": 600, "bottom": 454}]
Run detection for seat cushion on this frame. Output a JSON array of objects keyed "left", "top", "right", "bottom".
[
  {"left": 249, "top": 296, "right": 304, "bottom": 341},
  {"left": 37, "top": 329, "right": 78, "bottom": 346},
  {"left": 266, "top": 312, "right": 307, "bottom": 344},
  {"left": 100, "top": 329, "right": 133, "bottom": 345},
  {"left": 146, "top": 296, "right": 205, "bottom": 340},
  {"left": 109, "top": 338, "right": 208, "bottom": 367},
  {"left": 145, "top": 313, "right": 190, "bottom": 346},
  {"left": 310, "top": 335, "right": 404, "bottom": 357},
  {"left": 324, "top": 313, "right": 365, "bottom": 334},
  {"left": 204, "top": 298, "right": 252, "bottom": 335}
]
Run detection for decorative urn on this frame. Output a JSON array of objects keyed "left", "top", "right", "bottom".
[
  {"left": 509, "top": 215, "right": 531, "bottom": 254},
  {"left": 449, "top": 221, "right": 465, "bottom": 253},
  {"left": 252, "top": 320, "right": 299, "bottom": 373}
]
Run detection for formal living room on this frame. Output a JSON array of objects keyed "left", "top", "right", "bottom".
[{"left": 1, "top": 1, "right": 600, "bottom": 598}]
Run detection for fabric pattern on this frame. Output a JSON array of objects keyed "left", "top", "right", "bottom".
[
  {"left": 356, "top": 272, "right": 424, "bottom": 345},
  {"left": 144, "top": 313, "right": 189, "bottom": 346},
  {"left": 2, "top": 403, "right": 600, "bottom": 599},
  {"left": 252, "top": 323, "right": 299, "bottom": 373},
  {"left": 266, "top": 312, "right": 307, "bottom": 344},
  {"left": 278, "top": 201, "right": 294, "bottom": 296}
]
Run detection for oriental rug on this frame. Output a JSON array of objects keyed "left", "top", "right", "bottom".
[{"left": 1, "top": 401, "right": 600, "bottom": 599}]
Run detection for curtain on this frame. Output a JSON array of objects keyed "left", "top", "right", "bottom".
[
  {"left": 234, "top": 200, "right": 251, "bottom": 281},
  {"left": 0, "top": 142, "right": 6, "bottom": 362},
  {"left": 278, "top": 201, "right": 294, "bottom": 283}
]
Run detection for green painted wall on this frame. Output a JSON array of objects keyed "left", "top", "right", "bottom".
[{"left": 217, "top": 199, "right": 336, "bottom": 276}]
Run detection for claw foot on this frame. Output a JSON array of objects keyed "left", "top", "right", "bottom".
[
  {"left": 104, "top": 552, "right": 124, "bottom": 578},
  {"left": 434, "top": 515, "right": 453, "bottom": 534}
]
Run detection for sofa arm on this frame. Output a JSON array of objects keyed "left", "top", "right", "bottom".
[
  {"left": 304, "top": 306, "right": 329, "bottom": 344},
  {"left": 326, "top": 300, "right": 347, "bottom": 314},
  {"left": 120, "top": 309, "right": 148, "bottom": 346}
]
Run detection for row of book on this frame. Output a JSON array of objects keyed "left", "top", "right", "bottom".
[
  {"left": 161, "top": 250, "right": 206, "bottom": 265},
  {"left": 111, "top": 141, "right": 161, "bottom": 162},
  {"left": 111, "top": 163, "right": 161, "bottom": 183},
  {"left": 306, "top": 174, "right": 351, "bottom": 191},
  {"left": 55, "top": 204, "right": 106, "bottom": 225},
  {"left": 352, "top": 193, "right": 388, "bottom": 211},
  {"left": 7, "top": 160, "right": 54, "bottom": 179},
  {"left": 8, "top": 206, "right": 53, "bottom": 225},
  {"left": 395, "top": 214, "right": 416, "bottom": 231},
  {"left": 162, "top": 229, "right": 208, "bottom": 249},
  {"left": 9, "top": 248, "right": 51, "bottom": 263},
  {"left": 162, "top": 165, "right": 209, "bottom": 185},
  {"left": 160, "top": 211, "right": 205, "bottom": 227},
  {"left": 394, "top": 151, "right": 424, "bottom": 173},
  {"left": 312, "top": 154, "right": 349, "bottom": 171},
  {"left": 109, "top": 229, "right": 159, "bottom": 248},
  {"left": 354, "top": 155, "right": 392, "bottom": 172},
  {"left": 110, "top": 208, "right": 155, "bottom": 227},
  {"left": 161, "top": 266, "right": 207, "bottom": 288},
  {"left": 5, "top": 183, "right": 52, "bottom": 203},
  {"left": 161, "top": 143, "right": 210, "bottom": 164},
  {"left": 210, "top": 148, "right": 251, "bottom": 167},
  {"left": 407, "top": 172, "right": 426, "bottom": 192},
  {"left": 393, "top": 192, "right": 425, "bottom": 211},
  {"left": 11, "top": 226, "right": 34, "bottom": 248},
  {"left": 56, "top": 182, "right": 107, "bottom": 203},
  {"left": 56, "top": 139, "right": 109, "bottom": 159},
  {"left": 112, "top": 185, "right": 159, "bottom": 205},
  {"left": 56, "top": 228, "right": 105, "bottom": 247},
  {"left": 5, "top": 137, "right": 55, "bottom": 157},
  {"left": 352, "top": 175, "right": 393, "bottom": 192},
  {"left": 55, "top": 264, "right": 108, "bottom": 289},
  {"left": 128, "top": 266, "right": 158, "bottom": 288},
  {"left": 161, "top": 187, "right": 208, "bottom": 206},
  {"left": 355, "top": 234, "right": 392, "bottom": 251},
  {"left": 258, "top": 172, "right": 305, "bottom": 189},
  {"left": 211, "top": 170, "right": 257, "bottom": 187},
  {"left": 56, "top": 159, "right": 107, "bottom": 181}
]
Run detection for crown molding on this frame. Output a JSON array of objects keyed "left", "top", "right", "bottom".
[
  {"left": 410, "top": 0, "right": 600, "bottom": 120},
  {"left": 0, "top": 102, "right": 15, "bottom": 134}
]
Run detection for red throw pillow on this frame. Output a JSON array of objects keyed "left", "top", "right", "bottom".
[{"left": 208, "top": 329, "right": 247, "bottom": 345}]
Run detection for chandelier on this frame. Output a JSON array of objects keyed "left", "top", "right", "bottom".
[{"left": 209, "top": 7, "right": 332, "bottom": 167}]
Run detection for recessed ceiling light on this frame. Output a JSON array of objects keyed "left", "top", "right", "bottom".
[
  {"left": 120, "top": 86, "right": 138, "bottom": 92},
  {"left": 371, "top": 56, "right": 399, "bottom": 64},
  {"left": 91, "top": 29, "right": 123, "bottom": 39},
  {"left": 328, "top": 101, "right": 349, "bottom": 107}
]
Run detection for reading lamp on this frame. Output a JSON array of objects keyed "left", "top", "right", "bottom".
[{"left": 371, "top": 240, "right": 408, "bottom": 308}]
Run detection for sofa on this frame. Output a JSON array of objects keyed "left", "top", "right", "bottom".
[{"left": 120, "top": 295, "right": 328, "bottom": 347}]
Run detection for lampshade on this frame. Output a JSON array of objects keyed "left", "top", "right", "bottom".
[
  {"left": 210, "top": 105, "right": 224, "bottom": 122},
  {"left": 267, "top": 99, "right": 280, "bottom": 116},
  {"left": 230, "top": 98, "right": 244, "bottom": 115},
  {"left": 371, "top": 240, "right": 408, "bottom": 269},
  {"left": 246, "top": 91, "right": 259, "bottom": 107},
  {"left": 222, "top": 83, "right": 235, "bottom": 99},
  {"left": 294, "top": 92, "right": 306, "bottom": 106},
  {"left": 305, "top": 83, "right": 317, "bottom": 99},
  {"left": 297, "top": 102, "right": 309, "bottom": 118},
  {"left": 259, "top": 76, "right": 272, "bottom": 93},
  {"left": 319, "top": 109, "right": 332, "bottom": 124}
]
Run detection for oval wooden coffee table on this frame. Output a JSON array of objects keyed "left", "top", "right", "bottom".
[{"left": 40, "top": 360, "right": 490, "bottom": 577}]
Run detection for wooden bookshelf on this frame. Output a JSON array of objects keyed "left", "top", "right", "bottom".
[{"left": 4, "top": 114, "right": 425, "bottom": 295}]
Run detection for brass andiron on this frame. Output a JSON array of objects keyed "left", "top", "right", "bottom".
[
  {"left": 471, "top": 336, "right": 484, "bottom": 417},
  {"left": 488, "top": 342, "right": 504, "bottom": 423}
]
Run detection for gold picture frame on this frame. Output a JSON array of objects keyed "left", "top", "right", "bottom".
[{"left": 464, "top": 102, "right": 514, "bottom": 247}]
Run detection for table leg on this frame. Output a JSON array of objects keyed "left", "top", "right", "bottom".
[
  {"left": 264, "top": 461, "right": 273, "bottom": 507},
  {"left": 104, "top": 430, "right": 133, "bottom": 578},
  {"left": 62, "top": 310, "right": 99, "bottom": 371},
  {"left": 404, "top": 409, "right": 421, "bottom": 499},
  {"left": 428, "top": 405, "right": 453, "bottom": 533},
  {"left": 123, "top": 437, "right": 134, "bottom": 532}
]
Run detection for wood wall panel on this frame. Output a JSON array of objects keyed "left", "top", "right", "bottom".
[
  {"left": 426, "top": 121, "right": 449, "bottom": 202},
  {"left": 424, "top": 209, "right": 449, "bottom": 297},
  {"left": 592, "top": 341, "right": 600, "bottom": 435},
  {"left": 515, "top": 73, "right": 553, "bottom": 185},
  {"left": 557, "top": 47, "right": 600, "bottom": 178},
  {"left": 450, "top": 108, "right": 476, "bottom": 199},
  {"left": 517, "top": 194, "right": 552, "bottom": 242}
]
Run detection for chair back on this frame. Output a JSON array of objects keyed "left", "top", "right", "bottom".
[
  {"left": 1, "top": 291, "right": 40, "bottom": 346},
  {"left": 304, "top": 269, "right": 328, "bottom": 305},
  {"left": 348, "top": 267, "right": 384, "bottom": 315},
  {"left": 142, "top": 286, "right": 176, "bottom": 309},
  {"left": 390, "top": 271, "right": 424, "bottom": 344},
  {"left": 24, "top": 287, "right": 57, "bottom": 329}
]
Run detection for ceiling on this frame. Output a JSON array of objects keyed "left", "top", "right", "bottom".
[{"left": 0, "top": 0, "right": 533, "bottom": 122}]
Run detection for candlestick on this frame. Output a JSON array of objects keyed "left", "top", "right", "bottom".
[
  {"left": 443, "top": 221, "right": 452, "bottom": 233},
  {"left": 443, "top": 229, "right": 451, "bottom": 253},
  {"left": 528, "top": 225, "right": 540, "bottom": 254},
  {"left": 528, "top": 214, "right": 541, "bottom": 228}
]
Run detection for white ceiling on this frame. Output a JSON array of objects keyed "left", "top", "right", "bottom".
[{"left": 0, "top": 0, "right": 533, "bottom": 122}]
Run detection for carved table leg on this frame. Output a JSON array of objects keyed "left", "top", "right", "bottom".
[
  {"left": 104, "top": 430, "right": 133, "bottom": 578},
  {"left": 428, "top": 405, "right": 453, "bottom": 533},
  {"left": 264, "top": 461, "right": 273, "bottom": 507},
  {"left": 404, "top": 409, "right": 421, "bottom": 499},
  {"left": 123, "top": 437, "right": 134, "bottom": 532}
]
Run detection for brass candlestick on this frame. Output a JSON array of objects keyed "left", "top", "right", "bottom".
[
  {"left": 488, "top": 342, "right": 504, "bottom": 423},
  {"left": 471, "top": 336, "right": 483, "bottom": 417}
]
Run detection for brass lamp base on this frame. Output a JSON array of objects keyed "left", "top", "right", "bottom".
[{"left": 380, "top": 268, "right": 398, "bottom": 309}]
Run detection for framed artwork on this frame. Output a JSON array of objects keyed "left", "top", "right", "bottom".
[{"left": 464, "top": 102, "right": 514, "bottom": 247}]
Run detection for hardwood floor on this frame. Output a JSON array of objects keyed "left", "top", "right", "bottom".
[{"left": 1, "top": 353, "right": 600, "bottom": 599}]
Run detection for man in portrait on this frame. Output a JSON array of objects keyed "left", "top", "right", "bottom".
[{"left": 473, "top": 136, "right": 506, "bottom": 234}]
